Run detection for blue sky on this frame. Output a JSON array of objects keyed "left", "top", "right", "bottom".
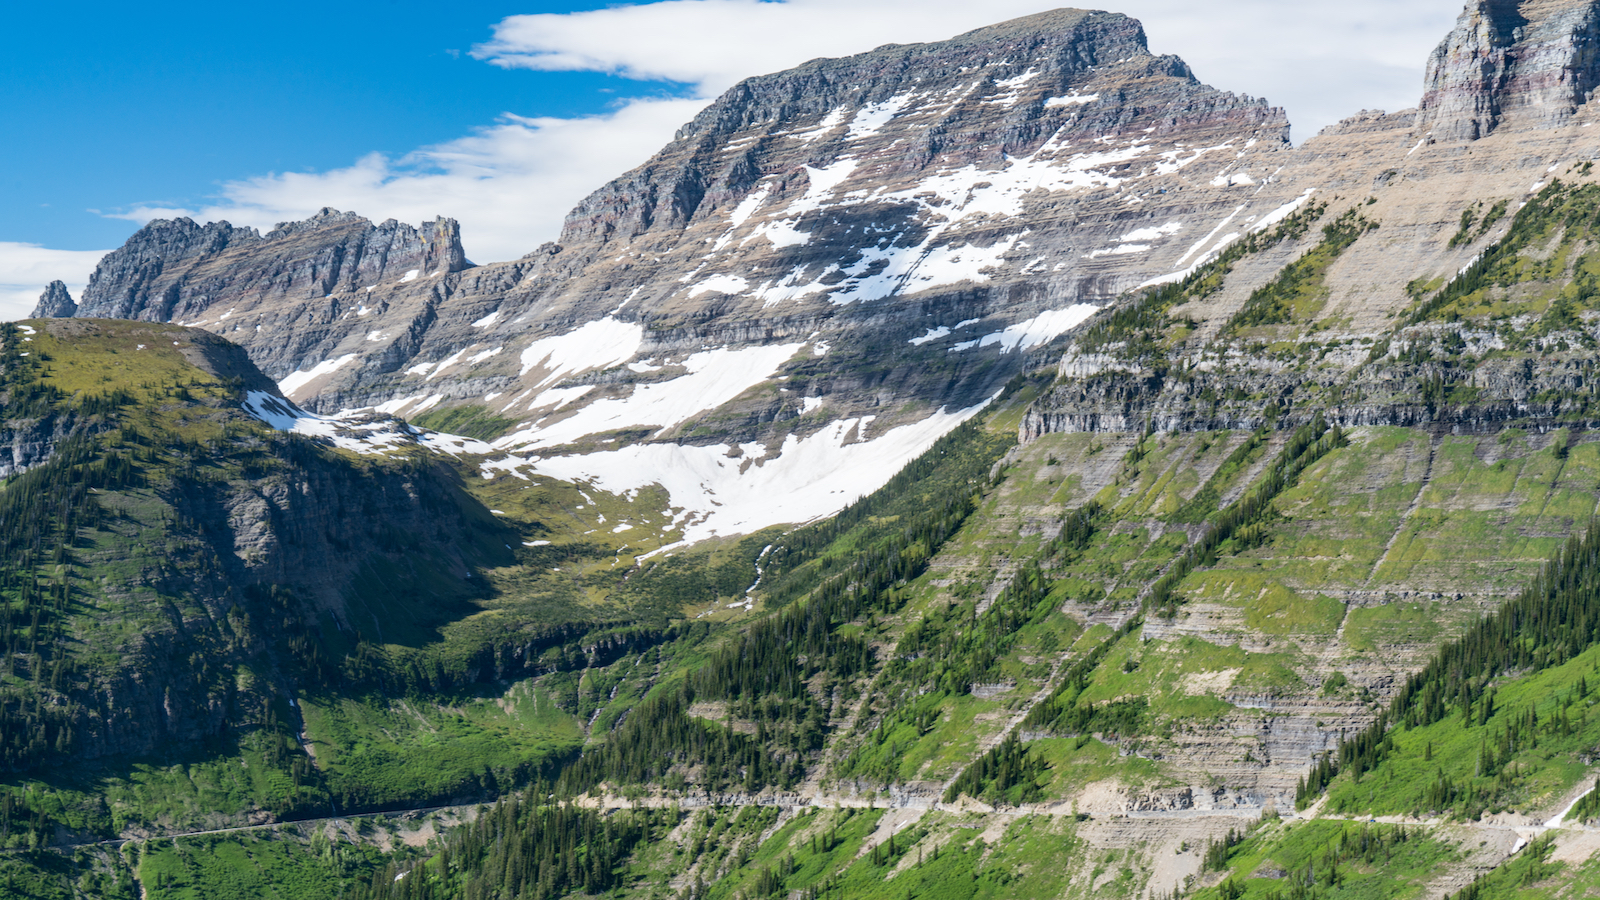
[
  {"left": 3, "top": 1, "right": 670, "bottom": 252},
  {"left": 0, "top": 0, "right": 1460, "bottom": 317}
]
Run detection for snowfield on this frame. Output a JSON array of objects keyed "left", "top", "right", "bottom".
[{"left": 485, "top": 395, "right": 994, "bottom": 546}]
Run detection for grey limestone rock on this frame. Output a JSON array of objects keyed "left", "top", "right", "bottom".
[
  {"left": 1418, "top": 0, "right": 1600, "bottom": 142},
  {"left": 69, "top": 208, "right": 466, "bottom": 325},
  {"left": 30, "top": 280, "right": 76, "bottom": 318}
]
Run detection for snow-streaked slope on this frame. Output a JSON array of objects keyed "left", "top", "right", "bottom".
[
  {"left": 493, "top": 342, "right": 806, "bottom": 450},
  {"left": 483, "top": 395, "right": 994, "bottom": 545},
  {"left": 243, "top": 391, "right": 490, "bottom": 457},
  {"left": 278, "top": 354, "right": 359, "bottom": 399},
  {"left": 518, "top": 316, "right": 644, "bottom": 383}
]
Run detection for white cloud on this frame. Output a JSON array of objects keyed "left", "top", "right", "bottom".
[
  {"left": 112, "top": 97, "right": 710, "bottom": 265},
  {"left": 475, "top": 0, "right": 1459, "bottom": 137},
  {"left": 0, "top": 243, "right": 109, "bottom": 322},
  {"left": 71, "top": 2, "right": 1452, "bottom": 279}
]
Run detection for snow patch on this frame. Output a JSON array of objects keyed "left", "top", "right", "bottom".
[
  {"left": 1045, "top": 93, "right": 1098, "bottom": 107},
  {"left": 425, "top": 348, "right": 468, "bottom": 381},
  {"left": 726, "top": 186, "right": 771, "bottom": 230},
  {"left": 847, "top": 94, "right": 913, "bottom": 140},
  {"left": 495, "top": 342, "right": 804, "bottom": 450},
  {"left": 1087, "top": 244, "right": 1151, "bottom": 259},
  {"left": 828, "top": 234, "right": 1021, "bottom": 306},
  {"left": 472, "top": 310, "right": 502, "bottom": 328},
  {"left": 400, "top": 269, "right": 420, "bottom": 283},
  {"left": 793, "top": 107, "right": 848, "bottom": 144},
  {"left": 498, "top": 397, "right": 991, "bottom": 545},
  {"left": 519, "top": 317, "right": 645, "bottom": 385},
  {"left": 688, "top": 274, "right": 751, "bottom": 298},
  {"left": 1250, "top": 189, "right": 1318, "bottom": 234},
  {"left": 910, "top": 326, "right": 951, "bottom": 346},
  {"left": 748, "top": 219, "right": 812, "bottom": 248},
  {"left": 528, "top": 385, "right": 595, "bottom": 411},
  {"left": 1118, "top": 222, "right": 1184, "bottom": 242},
  {"left": 958, "top": 305, "right": 1098, "bottom": 354},
  {"left": 279, "top": 354, "right": 358, "bottom": 399},
  {"left": 1544, "top": 780, "right": 1597, "bottom": 829},
  {"left": 244, "top": 391, "right": 491, "bottom": 457}
]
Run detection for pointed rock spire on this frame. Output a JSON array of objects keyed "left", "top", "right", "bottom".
[{"left": 31, "top": 280, "right": 76, "bottom": 318}]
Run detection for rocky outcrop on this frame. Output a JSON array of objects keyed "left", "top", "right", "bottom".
[
  {"left": 1419, "top": 0, "right": 1600, "bottom": 142},
  {"left": 65, "top": 208, "right": 467, "bottom": 326},
  {"left": 0, "top": 321, "right": 518, "bottom": 767},
  {"left": 31, "top": 280, "right": 75, "bottom": 318},
  {"left": 0, "top": 412, "right": 88, "bottom": 479}
]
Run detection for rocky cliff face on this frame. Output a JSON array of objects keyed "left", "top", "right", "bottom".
[
  {"left": 0, "top": 319, "right": 515, "bottom": 767},
  {"left": 61, "top": 208, "right": 466, "bottom": 326},
  {"left": 1419, "top": 0, "right": 1600, "bottom": 142},
  {"left": 32, "top": 280, "right": 75, "bottom": 318},
  {"left": 1026, "top": 0, "right": 1600, "bottom": 444}
]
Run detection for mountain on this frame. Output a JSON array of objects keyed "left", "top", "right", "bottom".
[
  {"left": 33, "top": 8, "right": 1306, "bottom": 544},
  {"left": 15, "top": 3, "right": 1600, "bottom": 900}
]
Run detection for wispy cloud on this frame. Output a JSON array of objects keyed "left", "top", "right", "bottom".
[
  {"left": 0, "top": 243, "right": 110, "bottom": 322},
  {"left": 112, "top": 97, "right": 712, "bottom": 265}
]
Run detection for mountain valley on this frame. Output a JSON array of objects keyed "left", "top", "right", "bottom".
[{"left": 11, "top": 2, "right": 1600, "bottom": 899}]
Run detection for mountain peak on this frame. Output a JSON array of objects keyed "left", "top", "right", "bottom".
[{"left": 59, "top": 209, "right": 470, "bottom": 326}]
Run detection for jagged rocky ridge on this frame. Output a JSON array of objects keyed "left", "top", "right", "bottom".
[
  {"left": 1026, "top": 0, "right": 1600, "bottom": 441},
  {"left": 31, "top": 8, "right": 1316, "bottom": 542}
]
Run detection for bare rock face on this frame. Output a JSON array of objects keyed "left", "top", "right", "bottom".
[
  {"left": 20, "top": 9, "right": 1321, "bottom": 542},
  {"left": 30, "top": 280, "right": 76, "bottom": 318},
  {"left": 69, "top": 208, "right": 467, "bottom": 325},
  {"left": 1419, "top": 0, "right": 1600, "bottom": 142}
]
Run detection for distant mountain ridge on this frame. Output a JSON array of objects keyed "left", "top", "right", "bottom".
[{"left": 32, "top": 7, "right": 1311, "bottom": 542}]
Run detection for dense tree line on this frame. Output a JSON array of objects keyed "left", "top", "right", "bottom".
[
  {"left": 760, "top": 418, "right": 1015, "bottom": 606},
  {"left": 0, "top": 430, "right": 143, "bottom": 770},
  {"left": 942, "top": 732, "right": 1047, "bottom": 805},
  {"left": 1410, "top": 181, "right": 1600, "bottom": 324},
  {"left": 1075, "top": 202, "right": 1327, "bottom": 359},
  {"left": 695, "top": 423, "right": 1012, "bottom": 717},
  {"left": 1226, "top": 209, "right": 1378, "bottom": 331},
  {"left": 352, "top": 792, "right": 660, "bottom": 900},
  {"left": 557, "top": 689, "right": 798, "bottom": 794},
  {"left": 1019, "top": 617, "right": 1142, "bottom": 735}
]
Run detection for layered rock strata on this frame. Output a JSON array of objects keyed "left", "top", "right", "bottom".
[
  {"left": 1028, "top": 0, "right": 1600, "bottom": 443},
  {"left": 43, "top": 9, "right": 1301, "bottom": 439},
  {"left": 1419, "top": 0, "right": 1600, "bottom": 142},
  {"left": 33, "top": 280, "right": 75, "bottom": 318}
]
